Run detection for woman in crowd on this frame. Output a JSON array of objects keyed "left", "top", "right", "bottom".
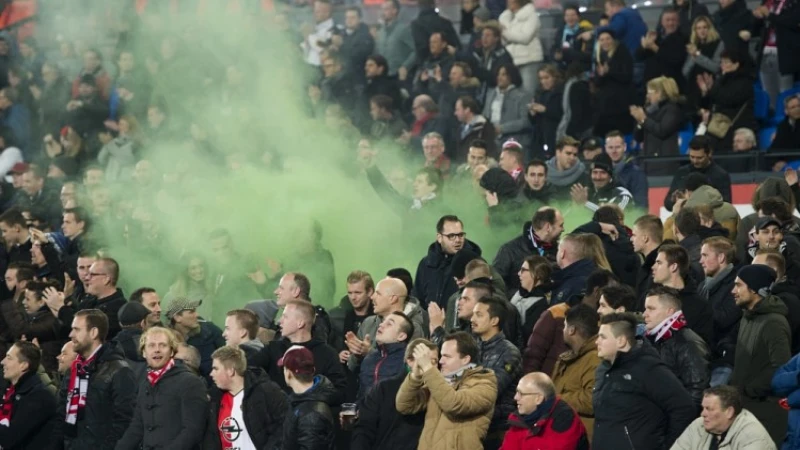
[
  {"left": 557, "top": 61, "right": 593, "bottom": 143},
  {"left": 592, "top": 29, "right": 634, "bottom": 137},
  {"left": 682, "top": 16, "right": 725, "bottom": 112},
  {"left": 528, "top": 64, "right": 564, "bottom": 159},
  {"left": 167, "top": 253, "right": 216, "bottom": 320},
  {"left": 631, "top": 76, "right": 684, "bottom": 158},
  {"left": 483, "top": 62, "right": 532, "bottom": 151},
  {"left": 498, "top": 0, "right": 545, "bottom": 93},
  {"left": 511, "top": 255, "right": 552, "bottom": 345}
]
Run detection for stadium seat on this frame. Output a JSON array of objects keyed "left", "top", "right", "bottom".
[
  {"left": 679, "top": 123, "right": 694, "bottom": 155},
  {"left": 759, "top": 126, "right": 776, "bottom": 150},
  {"left": 753, "top": 85, "right": 770, "bottom": 121}
]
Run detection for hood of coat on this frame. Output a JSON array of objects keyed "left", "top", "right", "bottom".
[
  {"left": 744, "top": 294, "right": 789, "bottom": 320},
  {"left": 289, "top": 375, "right": 338, "bottom": 407},
  {"left": 686, "top": 185, "right": 723, "bottom": 209}
]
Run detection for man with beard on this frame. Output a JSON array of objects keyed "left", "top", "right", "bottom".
[
  {"left": 129, "top": 287, "right": 162, "bottom": 328},
  {"left": 116, "top": 327, "right": 207, "bottom": 450},
  {"left": 746, "top": 216, "right": 800, "bottom": 280},
  {"left": 53, "top": 309, "right": 136, "bottom": 450}
]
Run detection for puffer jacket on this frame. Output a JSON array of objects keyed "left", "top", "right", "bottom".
[
  {"left": 498, "top": 4, "right": 544, "bottom": 65},
  {"left": 646, "top": 328, "right": 710, "bottom": 411},
  {"left": 730, "top": 294, "right": 791, "bottom": 400},
  {"left": 592, "top": 343, "right": 695, "bottom": 450},
  {"left": 499, "top": 399, "right": 589, "bottom": 450},
  {"left": 53, "top": 344, "right": 137, "bottom": 450},
  {"left": 523, "top": 303, "right": 569, "bottom": 376},
  {"left": 671, "top": 409, "right": 776, "bottom": 450},
  {"left": 396, "top": 366, "right": 497, "bottom": 450},
  {"left": 478, "top": 333, "right": 522, "bottom": 432},
  {"left": 116, "top": 363, "right": 208, "bottom": 450},
  {"left": 205, "top": 368, "right": 288, "bottom": 450},
  {"left": 358, "top": 342, "right": 407, "bottom": 399},
  {"left": 414, "top": 240, "right": 482, "bottom": 309},
  {"left": 551, "top": 336, "right": 600, "bottom": 440},
  {"left": 0, "top": 370, "right": 58, "bottom": 450},
  {"left": 282, "top": 375, "right": 337, "bottom": 450}
]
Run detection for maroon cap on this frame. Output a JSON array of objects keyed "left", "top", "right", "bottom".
[
  {"left": 9, "top": 162, "right": 28, "bottom": 174},
  {"left": 277, "top": 345, "right": 315, "bottom": 375}
]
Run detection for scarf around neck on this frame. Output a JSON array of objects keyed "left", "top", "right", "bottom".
[
  {"left": 411, "top": 192, "right": 437, "bottom": 210},
  {"left": 646, "top": 310, "right": 687, "bottom": 343},
  {"left": 0, "top": 384, "right": 15, "bottom": 426},
  {"left": 443, "top": 363, "right": 477, "bottom": 385},
  {"left": 66, "top": 345, "right": 102, "bottom": 426},
  {"left": 520, "top": 395, "right": 556, "bottom": 428},
  {"left": 147, "top": 358, "right": 176, "bottom": 386}
]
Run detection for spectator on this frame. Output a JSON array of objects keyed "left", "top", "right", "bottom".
[
  {"left": 429, "top": 62, "right": 480, "bottom": 127},
  {"left": 429, "top": 277, "right": 490, "bottom": 342},
  {"left": 637, "top": 8, "right": 688, "bottom": 91},
  {"left": 521, "top": 159, "right": 560, "bottom": 205},
  {"left": 674, "top": 207, "right": 704, "bottom": 264},
  {"left": 0, "top": 341, "right": 58, "bottom": 449},
  {"left": 672, "top": 386, "right": 776, "bottom": 449},
  {"left": 673, "top": 0, "right": 710, "bottom": 37},
  {"left": 116, "top": 327, "right": 208, "bottom": 450},
  {"left": 223, "top": 309, "right": 269, "bottom": 373},
  {"left": 320, "top": 53, "right": 358, "bottom": 120},
  {"left": 745, "top": 217, "right": 800, "bottom": 281},
  {"left": 597, "top": 284, "right": 638, "bottom": 317},
  {"left": 551, "top": 304, "right": 601, "bottom": 440},
  {"left": 415, "top": 33, "right": 456, "bottom": 95},
  {"left": 280, "top": 345, "right": 338, "bottom": 449},
  {"left": 712, "top": 0, "right": 753, "bottom": 57},
  {"left": 769, "top": 94, "right": 800, "bottom": 152},
  {"left": 557, "top": 62, "right": 594, "bottom": 142},
  {"left": 206, "top": 346, "right": 288, "bottom": 450},
  {"left": 596, "top": 0, "right": 649, "bottom": 56},
  {"left": 357, "top": 311, "right": 412, "bottom": 399},
  {"left": 723, "top": 127, "right": 758, "bottom": 173},
  {"left": 682, "top": 16, "right": 725, "bottom": 111},
  {"left": 465, "top": 22, "right": 514, "bottom": 91},
  {"left": 697, "top": 237, "right": 740, "bottom": 386},
  {"left": 129, "top": 287, "right": 162, "bottom": 329},
  {"left": 605, "top": 130, "right": 649, "bottom": 208},
  {"left": 545, "top": 137, "right": 591, "bottom": 198},
  {"left": 362, "top": 55, "right": 403, "bottom": 124},
  {"left": 551, "top": 5, "right": 595, "bottom": 73},
  {"left": 53, "top": 309, "right": 136, "bottom": 449},
  {"left": 369, "top": 95, "right": 407, "bottom": 142},
  {"left": 97, "top": 115, "right": 138, "bottom": 182},
  {"left": 592, "top": 312, "right": 695, "bottom": 450},
  {"left": 301, "top": 0, "right": 339, "bottom": 67},
  {"left": 633, "top": 215, "right": 665, "bottom": 304},
  {"left": 111, "top": 301, "right": 149, "bottom": 376},
  {"left": 335, "top": 7, "right": 375, "bottom": 85},
  {"left": 396, "top": 331, "right": 498, "bottom": 450},
  {"left": 697, "top": 49, "right": 756, "bottom": 151},
  {"left": 527, "top": 64, "right": 563, "bottom": 159},
  {"left": 729, "top": 265, "right": 791, "bottom": 443},
  {"left": 500, "top": 372, "right": 589, "bottom": 449},
  {"left": 406, "top": 95, "right": 452, "bottom": 155},
  {"left": 643, "top": 286, "right": 710, "bottom": 411},
  {"left": 455, "top": 96, "right": 498, "bottom": 163},
  {"left": 510, "top": 255, "right": 552, "bottom": 345},
  {"left": 592, "top": 30, "right": 635, "bottom": 137},
  {"left": 70, "top": 49, "right": 111, "bottom": 100},
  {"left": 36, "top": 62, "right": 71, "bottom": 138},
  {"left": 574, "top": 206, "right": 641, "bottom": 288},
  {"left": 752, "top": 0, "right": 800, "bottom": 109},
  {"left": 570, "top": 153, "right": 633, "bottom": 212},
  {"left": 663, "top": 135, "right": 732, "bottom": 212},
  {"left": 752, "top": 249, "right": 800, "bottom": 355},
  {"left": 453, "top": 139, "right": 494, "bottom": 184},
  {"left": 498, "top": 0, "right": 545, "bottom": 93},
  {"left": 0, "top": 88, "right": 29, "bottom": 153},
  {"left": 493, "top": 207, "right": 564, "bottom": 292},
  {"left": 551, "top": 233, "right": 602, "bottom": 305},
  {"left": 350, "top": 338, "right": 429, "bottom": 450},
  {"left": 484, "top": 63, "right": 533, "bottom": 152},
  {"left": 66, "top": 74, "right": 109, "bottom": 139},
  {"left": 410, "top": 0, "right": 461, "bottom": 64},
  {"left": 166, "top": 297, "right": 225, "bottom": 381},
  {"left": 375, "top": 0, "right": 416, "bottom": 79},
  {"left": 631, "top": 76, "right": 684, "bottom": 160}
]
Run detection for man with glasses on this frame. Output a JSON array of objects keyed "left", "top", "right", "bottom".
[
  {"left": 414, "top": 215, "right": 481, "bottom": 309},
  {"left": 499, "top": 372, "right": 588, "bottom": 449},
  {"left": 51, "top": 257, "right": 127, "bottom": 340}
]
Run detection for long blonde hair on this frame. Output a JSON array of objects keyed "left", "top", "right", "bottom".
[
  {"left": 690, "top": 16, "right": 720, "bottom": 46},
  {"left": 647, "top": 76, "right": 681, "bottom": 103},
  {"left": 595, "top": 31, "right": 618, "bottom": 65},
  {"left": 569, "top": 233, "right": 613, "bottom": 272}
]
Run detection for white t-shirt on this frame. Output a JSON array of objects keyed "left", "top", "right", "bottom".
[{"left": 218, "top": 390, "right": 257, "bottom": 450}]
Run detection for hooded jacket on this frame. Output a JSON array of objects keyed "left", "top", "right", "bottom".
[
  {"left": 478, "top": 332, "right": 522, "bottom": 432},
  {"left": 282, "top": 375, "right": 338, "bottom": 450},
  {"left": 685, "top": 185, "right": 739, "bottom": 238},
  {"left": 116, "top": 364, "right": 208, "bottom": 450},
  {"left": 592, "top": 343, "right": 695, "bottom": 450},
  {"left": 703, "top": 264, "right": 741, "bottom": 367},
  {"left": 351, "top": 372, "right": 425, "bottom": 450},
  {"left": 498, "top": 3, "right": 544, "bottom": 65},
  {"left": 0, "top": 370, "right": 58, "bottom": 450},
  {"left": 396, "top": 366, "right": 497, "bottom": 450},
  {"left": 358, "top": 341, "right": 407, "bottom": 399},
  {"left": 414, "top": 239, "right": 482, "bottom": 309},
  {"left": 730, "top": 294, "right": 791, "bottom": 400},
  {"left": 205, "top": 368, "right": 288, "bottom": 450},
  {"left": 671, "top": 409, "right": 776, "bottom": 450},
  {"left": 663, "top": 162, "right": 732, "bottom": 212},
  {"left": 552, "top": 336, "right": 600, "bottom": 440}
]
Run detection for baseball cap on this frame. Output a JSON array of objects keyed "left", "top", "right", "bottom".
[
  {"left": 164, "top": 297, "right": 202, "bottom": 320},
  {"left": 502, "top": 138, "right": 522, "bottom": 150},
  {"left": 277, "top": 345, "right": 315, "bottom": 375},
  {"left": 9, "top": 162, "right": 28, "bottom": 174},
  {"left": 117, "top": 302, "right": 151, "bottom": 327},
  {"left": 756, "top": 216, "right": 782, "bottom": 231}
]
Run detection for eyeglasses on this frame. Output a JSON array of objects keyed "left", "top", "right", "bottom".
[{"left": 440, "top": 232, "right": 466, "bottom": 240}]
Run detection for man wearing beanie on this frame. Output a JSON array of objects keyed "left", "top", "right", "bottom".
[
  {"left": 112, "top": 302, "right": 151, "bottom": 378},
  {"left": 570, "top": 153, "right": 633, "bottom": 212},
  {"left": 730, "top": 264, "right": 790, "bottom": 444}
]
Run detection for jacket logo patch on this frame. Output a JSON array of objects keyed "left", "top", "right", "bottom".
[
  {"left": 220, "top": 417, "right": 243, "bottom": 443},
  {"left": 504, "top": 363, "right": 514, "bottom": 373},
  {"left": 623, "top": 374, "right": 632, "bottom": 380}
]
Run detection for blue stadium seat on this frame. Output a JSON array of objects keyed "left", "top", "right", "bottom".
[
  {"left": 774, "top": 86, "right": 800, "bottom": 124},
  {"left": 754, "top": 85, "right": 770, "bottom": 121},
  {"left": 759, "top": 126, "right": 776, "bottom": 150},
  {"left": 679, "top": 123, "right": 694, "bottom": 155}
]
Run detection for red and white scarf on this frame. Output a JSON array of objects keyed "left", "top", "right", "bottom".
[
  {"left": 647, "top": 310, "right": 687, "bottom": 343},
  {"left": 147, "top": 358, "right": 176, "bottom": 386},
  {"left": 0, "top": 384, "right": 15, "bottom": 426},
  {"left": 65, "top": 346, "right": 101, "bottom": 426}
]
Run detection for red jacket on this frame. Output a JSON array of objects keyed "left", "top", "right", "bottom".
[{"left": 499, "top": 398, "right": 589, "bottom": 450}]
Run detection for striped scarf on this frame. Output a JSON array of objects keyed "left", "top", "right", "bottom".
[
  {"left": 147, "top": 358, "right": 176, "bottom": 386},
  {"left": 0, "top": 384, "right": 15, "bottom": 426},
  {"left": 65, "top": 348, "right": 100, "bottom": 426}
]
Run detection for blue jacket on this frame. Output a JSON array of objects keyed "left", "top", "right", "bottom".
[
  {"left": 600, "top": 8, "right": 648, "bottom": 54},
  {"left": 1, "top": 104, "right": 30, "bottom": 152},
  {"left": 613, "top": 158, "right": 649, "bottom": 208},
  {"left": 772, "top": 354, "right": 800, "bottom": 450},
  {"left": 186, "top": 320, "right": 225, "bottom": 382},
  {"left": 551, "top": 259, "right": 597, "bottom": 305},
  {"left": 358, "top": 342, "right": 407, "bottom": 399}
]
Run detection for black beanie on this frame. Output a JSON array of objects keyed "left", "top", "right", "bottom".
[
  {"left": 737, "top": 265, "right": 776, "bottom": 296},
  {"left": 591, "top": 153, "right": 614, "bottom": 176},
  {"left": 451, "top": 248, "right": 481, "bottom": 280}
]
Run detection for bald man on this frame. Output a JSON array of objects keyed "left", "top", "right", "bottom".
[
  {"left": 501, "top": 373, "right": 589, "bottom": 448},
  {"left": 346, "top": 277, "right": 428, "bottom": 372}
]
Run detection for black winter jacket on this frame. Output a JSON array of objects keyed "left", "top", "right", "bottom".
[
  {"left": 573, "top": 221, "right": 640, "bottom": 288},
  {"left": 771, "top": 280, "right": 800, "bottom": 354},
  {"left": 478, "top": 332, "right": 522, "bottom": 432},
  {"left": 116, "top": 363, "right": 208, "bottom": 450},
  {"left": 676, "top": 283, "right": 714, "bottom": 345},
  {"left": 0, "top": 371, "right": 57, "bottom": 450},
  {"left": 57, "top": 288, "right": 127, "bottom": 340},
  {"left": 282, "top": 375, "right": 338, "bottom": 450},
  {"left": 493, "top": 222, "right": 558, "bottom": 293},
  {"left": 351, "top": 373, "right": 424, "bottom": 450},
  {"left": 646, "top": 328, "right": 710, "bottom": 411},
  {"left": 551, "top": 259, "right": 597, "bottom": 305},
  {"left": 592, "top": 343, "right": 695, "bottom": 450},
  {"left": 414, "top": 240, "right": 482, "bottom": 309},
  {"left": 53, "top": 344, "right": 137, "bottom": 450},
  {"left": 410, "top": 8, "right": 460, "bottom": 62},
  {"left": 263, "top": 337, "right": 347, "bottom": 404},
  {"left": 205, "top": 368, "right": 288, "bottom": 450},
  {"left": 358, "top": 342, "right": 407, "bottom": 399},
  {"left": 111, "top": 327, "right": 146, "bottom": 380},
  {"left": 704, "top": 265, "right": 741, "bottom": 367}
]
